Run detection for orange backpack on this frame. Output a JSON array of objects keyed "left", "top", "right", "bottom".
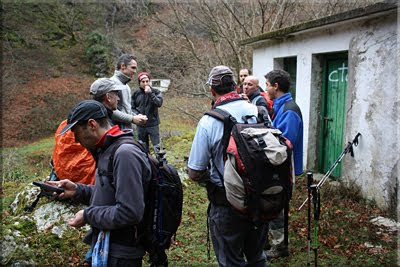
[{"left": 52, "top": 120, "right": 96, "bottom": 184}]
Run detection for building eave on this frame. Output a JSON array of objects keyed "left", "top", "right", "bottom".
[{"left": 240, "top": 1, "right": 397, "bottom": 46}]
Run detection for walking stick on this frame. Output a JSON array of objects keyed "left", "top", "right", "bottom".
[
  {"left": 311, "top": 184, "right": 320, "bottom": 267},
  {"left": 307, "top": 172, "right": 313, "bottom": 266},
  {"left": 298, "top": 133, "right": 361, "bottom": 210}
]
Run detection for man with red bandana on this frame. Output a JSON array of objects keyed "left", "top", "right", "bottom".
[
  {"left": 132, "top": 72, "right": 163, "bottom": 153},
  {"left": 188, "top": 66, "right": 268, "bottom": 266},
  {"left": 48, "top": 100, "right": 151, "bottom": 266}
]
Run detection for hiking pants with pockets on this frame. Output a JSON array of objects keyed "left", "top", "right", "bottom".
[
  {"left": 137, "top": 125, "right": 160, "bottom": 153},
  {"left": 208, "top": 203, "right": 268, "bottom": 267}
]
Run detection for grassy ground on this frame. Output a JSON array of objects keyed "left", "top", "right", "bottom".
[{"left": 1, "top": 96, "right": 397, "bottom": 266}]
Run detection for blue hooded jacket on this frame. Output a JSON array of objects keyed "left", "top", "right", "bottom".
[{"left": 273, "top": 93, "right": 304, "bottom": 175}]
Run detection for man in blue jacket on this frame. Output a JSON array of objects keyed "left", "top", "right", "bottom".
[
  {"left": 264, "top": 69, "right": 303, "bottom": 258},
  {"left": 48, "top": 100, "right": 151, "bottom": 266}
]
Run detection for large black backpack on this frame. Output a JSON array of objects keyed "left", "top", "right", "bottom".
[
  {"left": 107, "top": 138, "right": 183, "bottom": 266},
  {"left": 205, "top": 106, "right": 293, "bottom": 223}
]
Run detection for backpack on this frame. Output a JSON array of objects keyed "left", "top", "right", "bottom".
[
  {"left": 52, "top": 119, "right": 96, "bottom": 184},
  {"left": 107, "top": 138, "right": 183, "bottom": 266},
  {"left": 205, "top": 106, "right": 293, "bottom": 222}
]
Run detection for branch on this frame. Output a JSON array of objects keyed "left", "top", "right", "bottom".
[
  {"left": 163, "top": 106, "right": 201, "bottom": 122},
  {"left": 168, "top": 0, "right": 203, "bottom": 65},
  {"left": 179, "top": 91, "right": 211, "bottom": 98},
  {"left": 270, "top": 0, "right": 286, "bottom": 31},
  {"left": 220, "top": 0, "right": 251, "bottom": 38}
]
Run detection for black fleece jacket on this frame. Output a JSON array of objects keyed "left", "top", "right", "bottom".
[{"left": 131, "top": 87, "right": 163, "bottom": 127}]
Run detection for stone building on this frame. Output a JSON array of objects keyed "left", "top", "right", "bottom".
[{"left": 241, "top": 2, "right": 398, "bottom": 213}]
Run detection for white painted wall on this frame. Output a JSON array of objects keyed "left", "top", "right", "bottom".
[
  {"left": 251, "top": 12, "right": 398, "bottom": 211},
  {"left": 344, "top": 14, "right": 398, "bottom": 211},
  {"left": 253, "top": 20, "right": 358, "bottom": 180}
]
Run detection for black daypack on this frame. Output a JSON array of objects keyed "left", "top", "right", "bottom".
[
  {"left": 107, "top": 138, "right": 183, "bottom": 266},
  {"left": 205, "top": 106, "right": 293, "bottom": 223}
]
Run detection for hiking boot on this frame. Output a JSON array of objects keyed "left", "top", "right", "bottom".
[{"left": 266, "top": 246, "right": 289, "bottom": 259}]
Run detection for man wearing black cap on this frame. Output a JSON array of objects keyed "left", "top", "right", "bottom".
[
  {"left": 48, "top": 100, "right": 151, "bottom": 266},
  {"left": 188, "top": 66, "right": 268, "bottom": 266}
]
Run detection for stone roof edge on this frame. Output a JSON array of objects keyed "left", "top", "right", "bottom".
[{"left": 240, "top": 1, "right": 398, "bottom": 46}]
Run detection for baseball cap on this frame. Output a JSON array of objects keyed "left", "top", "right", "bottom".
[
  {"left": 58, "top": 100, "right": 108, "bottom": 136},
  {"left": 90, "top": 78, "right": 121, "bottom": 98},
  {"left": 206, "top": 65, "right": 234, "bottom": 87}
]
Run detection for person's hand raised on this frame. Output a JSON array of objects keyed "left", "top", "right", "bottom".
[{"left": 144, "top": 85, "right": 152, "bottom": 94}]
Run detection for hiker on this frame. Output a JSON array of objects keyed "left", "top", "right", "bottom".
[
  {"left": 132, "top": 72, "right": 163, "bottom": 153},
  {"left": 90, "top": 77, "right": 122, "bottom": 122},
  {"left": 48, "top": 100, "right": 151, "bottom": 266},
  {"left": 243, "top": 75, "right": 271, "bottom": 112},
  {"left": 264, "top": 69, "right": 304, "bottom": 259},
  {"left": 188, "top": 65, "right": 268, "bottom": 266},
  {"left": 237, "top": 68, "right": 251, "bottom": 94},
  {"left": 110, "top": 54, "right": 148, "bottom": 130}
]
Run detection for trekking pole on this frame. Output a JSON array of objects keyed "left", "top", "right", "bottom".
[
  {"left": 298, "top": 133, "right": 361, "bottom": 210},
  {"left": 306, "top": 172, "right": 313, "bottom": 266},
  {"left": 310, "top": 184, "right": 320, "bottom": 267}
]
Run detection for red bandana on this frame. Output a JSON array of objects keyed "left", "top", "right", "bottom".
[{"left": 213, "top": 91, "right": 241, "bottom": 108}]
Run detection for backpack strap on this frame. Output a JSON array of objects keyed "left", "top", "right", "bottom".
[
  {"left": 283, "top": 100, "right": 302, "bottom": 120},
  {"left": 203, "top": 108, "right": 237, "bottom": 184},
  {"left": 205, "top": 108, "right": 237, "bottom": 156},
  {"left": 106, "top": 137, "right": 148, "bottom": 188}
]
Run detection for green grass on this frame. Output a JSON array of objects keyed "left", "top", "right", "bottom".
[
  {"left": 1, "top": 103, "right": 398, "bottom": 266},
  {"left": 168, "top": 181, "right": 217, "bottom": 265},
  {"left": 268, "top": 179, "right": 397, "bottom": 266}
]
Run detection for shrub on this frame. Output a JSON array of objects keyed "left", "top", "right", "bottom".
[
  {"left": 20, "top": 93, "right": 81, "bottom": 141},
  {"left": 84, "top": 32, "right": 112, "bottom": 76}
]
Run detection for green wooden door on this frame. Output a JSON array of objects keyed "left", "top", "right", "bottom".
[
  {"left": 283, "top": 57, "right": 297, "bottom": 100},
  {"left": 320, "top": 55, "right": 348, "bottom": 178}
]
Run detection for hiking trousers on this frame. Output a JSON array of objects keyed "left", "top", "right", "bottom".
[
  {"left": 267, "top": 209, "right": 285, "bottom": 247},
  {"left": 137, "top": 125, "right": 161, "bottom": 153},
  {"left": 208, "top": 203, "right": 268, "bottom": 267}
]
